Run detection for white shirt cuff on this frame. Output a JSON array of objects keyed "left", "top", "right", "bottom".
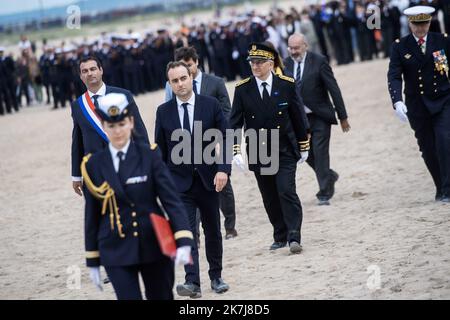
[{"left": 72, "top": 176, "right": 82, "bottom": 182}]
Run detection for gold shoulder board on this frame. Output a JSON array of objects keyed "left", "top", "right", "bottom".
[
  {"left": 278, "top": 74, "right": 295, "bottom": 83},
  {"left": 151, "top": 143, "right": 158, "bottom": 150},
  {"left": 236, "top": 77, "right": 250, "bottom": 87}
]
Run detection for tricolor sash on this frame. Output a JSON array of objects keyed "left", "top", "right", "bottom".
[{"left": 77, "top": 92, "right": 109, "bottom": 142}]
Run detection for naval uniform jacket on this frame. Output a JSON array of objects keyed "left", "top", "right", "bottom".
[
  {"left": 83, "top": 142, "right": 193, "bottom": 267},
  {"left": 230, "top": 73, "right": 310, "bottom": 172},
  {"left": 388, "top": 32, "right": 450, "bottom": 115}
]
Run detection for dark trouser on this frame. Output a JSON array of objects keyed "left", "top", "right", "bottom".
[
  {"left": 219, "top": 179, "right": 236, "bottom": 230},
  {"left": 105, "top": 258, "right": 174, "bottom": 300},
  {"left": 254, "top": 149, "right": 302, "bottom": 244},
  {"left": 306, "top": 114, "right": 334, "bottom": 199},
  {"left": 196, "top": 178, "right": 236, "bottom": 234},
  {"left": 180, "top": 173, "right": 223, "bottom": 286},
  {"left": 408, "top": 102, "right": 450, "bottom": 196}
]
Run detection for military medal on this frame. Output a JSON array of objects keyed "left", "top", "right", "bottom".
[{"left": 433, "top": 50, "right": 449, "bottom": 80}]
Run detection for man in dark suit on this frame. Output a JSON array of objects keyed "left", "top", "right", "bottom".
[
  {"left": 165, "top": 46, "right": 238, "bottom": 240},
  {"left": 387, "top": 6, "right": 450, "bottom": 203},
  {"left": 284, "top": 33, "right": 351, "bottom": 205},
  {"left": 230, "top": 43, "right": 310, "bottom": 254},
  {"left": 71, "top": 56, "right": 149, "bottom": 196},
  {"left": 155, "top": 61, "right": 231, "bottom": 298}
]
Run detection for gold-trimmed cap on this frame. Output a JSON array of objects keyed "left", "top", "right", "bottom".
[
  {"left": 96, "top": 93, "right": 130, "bottom": 123},
  {"left": 404, "top": 5, "right": 435, "bottom": 23},
  {"left": 247, "top": 42, "right": 276, "bottom": 61}
]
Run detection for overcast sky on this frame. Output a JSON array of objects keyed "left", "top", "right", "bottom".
[{"left": 0, "top": 0, "right": 75, "bottom": 15}]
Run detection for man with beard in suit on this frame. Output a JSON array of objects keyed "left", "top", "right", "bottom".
[{"left": 284, "top": 33, "right": 350, "bottom": 205}]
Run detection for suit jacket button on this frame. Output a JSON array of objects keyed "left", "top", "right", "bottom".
[
  {"left": 133, "top": 232, "right": 139, "bottom": 237},
  {"left": 277, "top": 126, "right": 281, "bottom": 129},
  {"left": 133, "top": 222, "right": 138, "bottom": 227},
  {"left": 419, "top": 84, "right": 423, "bottom": 87},
  {"left": 132, "top": 212, "right": 137, "bottom": 217},
  {"left": 434, "top": 83, "right": 437, "bottom": 85},
  {"left": 252, "top": 115, "right": 255, "bottom": 119},
  {"left": 278, "top": 111, "right": 282, "bottom": 115},
  {"left": 435, "top": 89, "right": 438, "bottom": 92},
  {"left": 421, "top": 91, "right": 424, "bottom": 95},
  {"left": 419, "top": 77, "right": 422, "bottom": 80}
]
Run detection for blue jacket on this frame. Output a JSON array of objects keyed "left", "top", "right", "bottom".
[
  {"left": 71, "top": 85, "right": 149, "bottom": 177},
  {"left": 388, "top": 32, "right": 450, "bottom": 115}
]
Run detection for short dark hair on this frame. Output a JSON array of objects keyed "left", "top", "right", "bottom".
[
  {"left": 79, "top": 56, "right": 103, "bottom": 72},
  {"left": 174, "top": 46, "right": 199, "bottom": 63},
  {"left": 166, "top": 61, "right": 191, "bottom": 79}
]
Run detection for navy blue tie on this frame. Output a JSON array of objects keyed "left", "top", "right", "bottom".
[
  {"left": 296, "top": 63, "right": 302, "bottom": 86},
  {"left": 92, "top": 94, "right": 100, "bottom": 109},
  {"left": 193, "top": 80, "right": 198, "bottom": 94},
  {"left": 182, "top": 103, "right": 191, "bottom": 134}
]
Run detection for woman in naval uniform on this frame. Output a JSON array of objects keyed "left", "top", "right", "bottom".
[{"left": 81, "top": 92, "right": 194, "bottom": 300}]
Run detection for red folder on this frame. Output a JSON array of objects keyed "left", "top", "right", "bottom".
[{"left": 149, "top": 213, "right": 177, "bottom": 258}]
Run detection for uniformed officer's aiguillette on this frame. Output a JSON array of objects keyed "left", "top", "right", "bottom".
[{"left": 81, "top": 93, "right": 193, "bottom": 300}]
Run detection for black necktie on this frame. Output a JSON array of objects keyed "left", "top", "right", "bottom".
[
  {"left": 193, "top": 80, "right": 198, "bottom": 94},
  {"left": 92, "top": 94, "right": 100, "bottom": 109},
  {"left": 262, "top": 82, "right": 270, "bottom": 104},
  {"left": 182, "top": 103, "right": 191, "bottom": 134},
  {"left": 117, "top": 151, "right": 125, "bottom": 177}
]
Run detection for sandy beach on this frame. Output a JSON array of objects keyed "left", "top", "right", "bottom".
[{"left": 0, "top": 57, "right": 449, "bottom": 300}]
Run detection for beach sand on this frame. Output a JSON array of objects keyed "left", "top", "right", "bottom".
[{"left": 0, "top": 58, "right": 449, "bottom": 300}]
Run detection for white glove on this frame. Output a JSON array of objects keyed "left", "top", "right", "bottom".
[
  {"left": 233, "top": 154, "right": 246, "bottom": 171},
  {"left": 298, "top": 151, "right": 309, "bottom": 164},
  {"left": 394, "top": 101, "right": 408, "bottom": 122},
  {"left": 175, "top": 246, "right": 192, "bottom": 266},
  {"left": 89, "top": 267, "right": 103, "bottom": 292}
]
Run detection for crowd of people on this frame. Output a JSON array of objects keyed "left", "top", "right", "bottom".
[{"left": 1, "top": 0, "right": 449, "bottom": 116}]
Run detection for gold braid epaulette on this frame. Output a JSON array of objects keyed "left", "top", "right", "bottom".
[
  {"left": 236, "top": 77, "right": 250, "bottom": 87},
  {"left": 278, "top": 74, "right": 295, "bottom": 83},
  {"left": 81, "top": 154, "right": 125, "bottom": 238}
]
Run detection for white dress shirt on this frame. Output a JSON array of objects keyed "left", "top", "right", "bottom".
[
  {"left": 293, "top": 52, "right": 307, "bottom": 81},
  {"left": 293, "top": 53, "right": 312, "bottom": 114},
  {"left": 255, "top": 72, "right": 273, "bottom": 98},
  {"left": 109, "top": 140, "right": 131, "bottom": 173},
  {"left": 176, "top": 93, "right": 195, "bottom": 132},
  {"left": 88, "top": 82, "right": 106, "bottom": 99}
]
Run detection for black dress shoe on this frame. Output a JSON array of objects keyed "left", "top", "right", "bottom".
[
  {"left": 225, "top": 229, "right": 238, "bottom": 239},
  {"left": 269, "top": 241, "right": 287, "bottom": 250},
  {"left": 211, "top": 278, "right": 229, "bottom": 293},
  {"left": 440, "top": 195, "right": 450, "bottom": 203},
  {"left": 435, "top": 191, "right": 443, "bottom": 201},
  {"left": 327, "top": 170, "right": 339, "bottom": 199},
  {"left": 176, "top": 282, "right": 202, "bottom": 298},
  {"left": 289, "top": 241, "right": 303, "bottom": 254}
]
